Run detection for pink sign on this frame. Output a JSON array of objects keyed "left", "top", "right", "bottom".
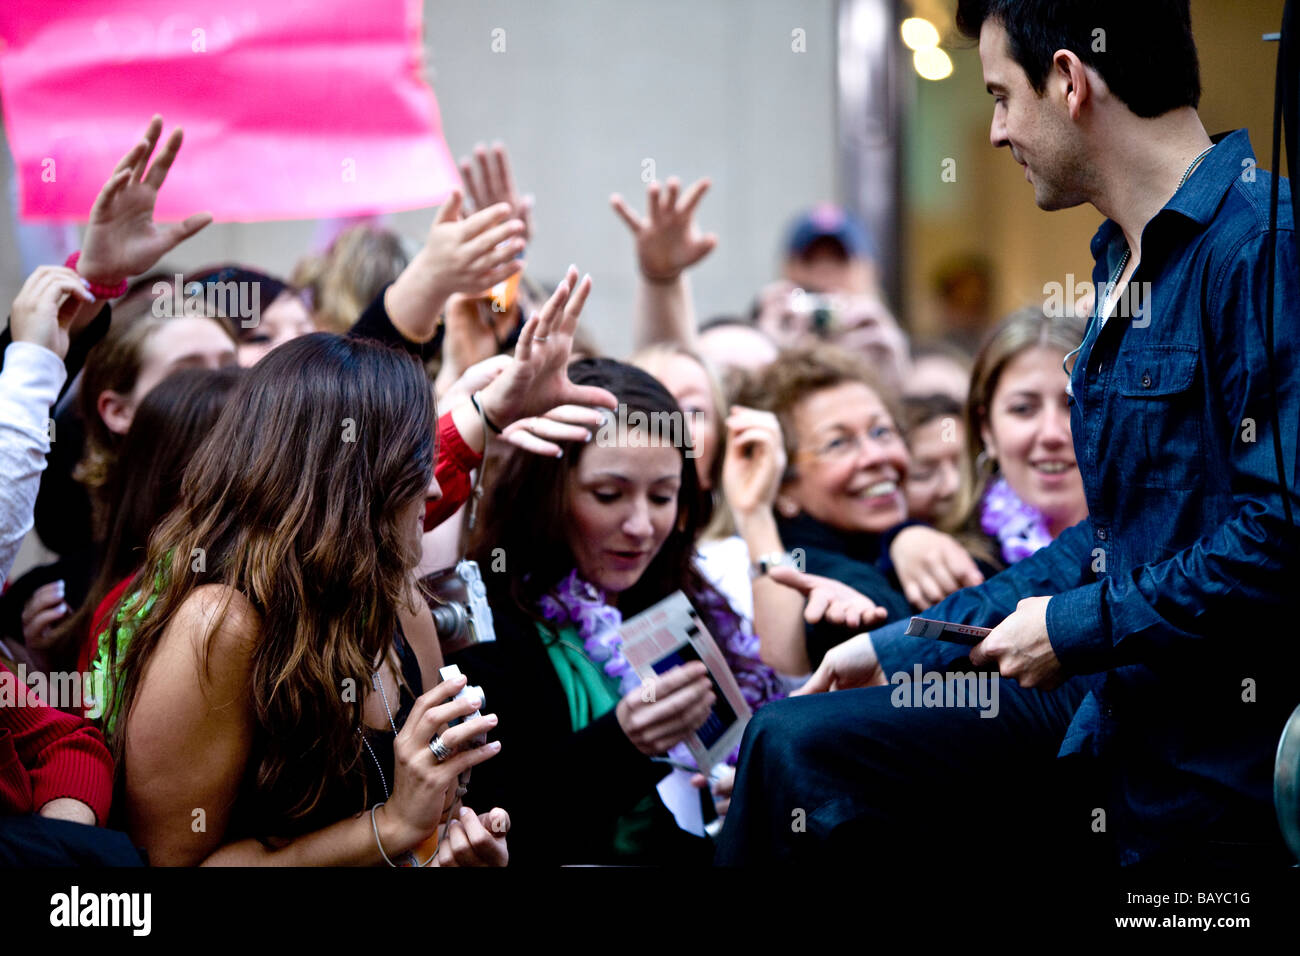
[{"left": 0, "top": 0, "right": 459, "bottom": 221}]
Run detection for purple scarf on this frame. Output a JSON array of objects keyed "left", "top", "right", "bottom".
[
  {"left": 979, "top": 476, "right": 1054, "bottom": 564},
  {"left": 536, "top": 568, "right": 785, "bottom": 717}
]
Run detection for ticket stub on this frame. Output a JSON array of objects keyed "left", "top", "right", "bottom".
[{"left": 904, "top": 617, "right": 992, "bottom": 646}]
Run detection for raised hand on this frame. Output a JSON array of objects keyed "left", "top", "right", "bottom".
[
  {"left": 9, "top": 266, "right": 95, "bottom": 360},
  {"left": 77, "top": 115, "right": 213, "bottom": 285},
  {"left": 722, "top": 406, "right": 787, "bottom": 517},
  {"left": 477, "top": 267, "right": 618, "bottom": 427},
  {"left": 459, "top": 142, "right": 534, "bottom": 245},
  {"left": 610, "top": 176, "right": 717, "bottom": 283},
  {"left": 421, "top": 191, "right": 526, "bottom": 299}
]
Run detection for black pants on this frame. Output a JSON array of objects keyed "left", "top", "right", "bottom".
[
  {"left": 716, "top": 674, "right": 1100, "bottom": 868},
  {"left": 0, "top": 815, "right": 144, "bottom": 866}
]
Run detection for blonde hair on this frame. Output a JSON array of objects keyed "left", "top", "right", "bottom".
[
  {"left": 293, "top": 226, "right": 409, "bottom": 334},
  {"left": 628, "top": 342, "right": 733, "bottom": 541}
]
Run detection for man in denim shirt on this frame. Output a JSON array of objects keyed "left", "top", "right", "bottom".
[{"left": 718, "top": 0, "right": 1299, "bottom": 867}]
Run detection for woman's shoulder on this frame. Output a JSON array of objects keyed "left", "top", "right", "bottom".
[{"left": 165, "top": 584, "right": 261, "bottom": 668}]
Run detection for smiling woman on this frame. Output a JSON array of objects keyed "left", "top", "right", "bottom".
[
  {"left": 460, "top": 357, "right": 784, "bottom": 865},
  {"left": 950, "top": 306, "right": 1089, "bottom": 570}
]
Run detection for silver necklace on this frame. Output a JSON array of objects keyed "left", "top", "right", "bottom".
[
  {"left": 358, "top": 669, "right": 400, "bottom": 800},
  {"left": 1102, "top": 143, "right": 1215, "bottom": 322}
]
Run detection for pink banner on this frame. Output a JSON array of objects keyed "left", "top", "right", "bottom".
[{"left": 0, "top": 0, "right": 459, "bottom": 221}]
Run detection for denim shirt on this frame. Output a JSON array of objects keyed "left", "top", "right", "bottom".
[{"left": 872, "top": 130, "right": 1300, "bottom": 863}]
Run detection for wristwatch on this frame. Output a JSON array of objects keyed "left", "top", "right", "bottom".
[{"left": 750, "top": 550, "right": 797, "bottom": 579}]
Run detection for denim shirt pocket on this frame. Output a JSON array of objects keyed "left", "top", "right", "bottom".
[{"left": 1113, "top": 345, "right": 1203, "bottom": 489}]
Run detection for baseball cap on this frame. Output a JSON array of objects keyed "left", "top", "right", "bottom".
[{"left": 784, "top": 204, "right": 876, "bottom": 260}]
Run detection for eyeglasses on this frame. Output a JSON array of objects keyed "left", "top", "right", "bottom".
[{"left": 796, "top": 424, "right": 902, "bottom": 463}]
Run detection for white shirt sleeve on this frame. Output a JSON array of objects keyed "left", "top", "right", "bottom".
[{"left": 0, "top": 341, "right": 67, "bottom": 587}]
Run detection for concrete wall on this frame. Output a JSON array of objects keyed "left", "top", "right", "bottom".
[{"left": 0, "top": 0, "right": 839, "bottom": 358}]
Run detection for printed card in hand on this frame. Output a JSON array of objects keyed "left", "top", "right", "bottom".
[{"left": 618, "top": 591, "right": 751, "bottom": 773}]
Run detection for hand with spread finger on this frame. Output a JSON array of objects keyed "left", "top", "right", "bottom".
[
  {"left": 889, "top": 525, "right": 985, "bottom": 609},
  {"left": 475, "top": 267, "right": 618, "bottom": 429},
  {"left": 610, "top": 176, "right": 717, "bottom": 283},
  {"left": 460, "top": 142, "right": 534, "bottom": 245},
  {"left": 765, "top": 564, "right": 888, "bottom": 630},
  {"left": 615, "top": 661, "right": 715, "bottom": 756},
  {"left": 78, "top": 115, "right": 213, "bottom": 289}
]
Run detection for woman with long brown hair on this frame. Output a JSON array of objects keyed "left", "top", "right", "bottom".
[{"left": 108, "top": 269, "right": 610, "bottom": 865}]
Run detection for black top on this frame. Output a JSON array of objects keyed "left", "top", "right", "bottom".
[
  {"left": 449, "top": 597, "right": 715, "bottom": 866},
  {"left": 220, "top": 625, "right": 424, "bottom": 845},
  {"left": 775, "top": 512, "right": 913, "bottom": 669}
]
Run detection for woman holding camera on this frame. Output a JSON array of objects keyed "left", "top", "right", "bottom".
[{"left": 110, "top": 272, "right": 609, "bottom": 865}]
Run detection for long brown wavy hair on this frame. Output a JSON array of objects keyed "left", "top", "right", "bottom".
[{"left": 106, "top": 333, "right": 435, "bottom": 838}]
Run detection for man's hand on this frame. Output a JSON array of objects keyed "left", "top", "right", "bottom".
[
  {"left": 610, "top": 177, "right": 718, "bottom": 283},
  {"left": 793, "top": 632, "right": 886, "bottom": 695},
  {"left": 968, "top": 596, "right": 1062, "bottom": 689},
  {"left": 890, "top": 525, "right": 985, "bottom": 609},
  {"left": 477, "top": 267, "right": 617, "bottom": 427},
  {"left": 766, "top": 565, "right": 888, "bottom": 630},
  {"left": 77, "top": 115, "right": 213, "bottom": 285},
  {"left": 9, "top": 266, "right": 95, "bottom": 360},
  {"left": 459, "top": 143, "right": 534, "bottom": 245}
]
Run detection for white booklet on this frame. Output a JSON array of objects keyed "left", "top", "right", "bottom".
[{"left": 617, "top": 590, "right": 752, "bottom": 773}]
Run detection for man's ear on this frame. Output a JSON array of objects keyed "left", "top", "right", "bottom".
[
  {"left": 97, "top": 389, "right": 134, "bottom": 436},
  {"left": 1054, "top": 49, "right": 1092, "bottom": 120}
]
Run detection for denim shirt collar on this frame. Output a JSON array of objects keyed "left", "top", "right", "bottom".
[{"left": 1088, "top": 129, "right": 1255, "bottom": 276}]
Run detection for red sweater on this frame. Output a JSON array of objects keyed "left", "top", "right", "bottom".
[
  {"left": 0, "top": 663, "right": 114, "bottom": 824},
  {"left": 424, "top": 410, "right": 482, "bottom": 532}
]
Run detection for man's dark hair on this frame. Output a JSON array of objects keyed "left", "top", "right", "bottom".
[{"left": 956, "top": 0, "right": 1201, "bottom": 118}]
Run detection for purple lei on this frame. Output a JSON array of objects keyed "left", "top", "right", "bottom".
[
  {"left": 536, "top": 568, "right": 786, "bottom": 733},
  {"left": 979, "top": 476, "right": 1053, "bottom": 564}
]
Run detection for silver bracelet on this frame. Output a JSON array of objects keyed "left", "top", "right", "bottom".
[{"left": 371, "top": 802, "right": 399, "bottom": 867}]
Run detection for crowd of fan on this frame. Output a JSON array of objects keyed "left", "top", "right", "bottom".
[{"left": 0, "top": 118, "right": 1088, "bottom": 866}]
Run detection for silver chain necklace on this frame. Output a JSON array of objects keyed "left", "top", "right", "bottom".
[
  {"left": 1102, "top": 143, "right": 1215, "bottom": 323},
  {"left": 358, "top": 669, "right": 400, "bottom": 801}
]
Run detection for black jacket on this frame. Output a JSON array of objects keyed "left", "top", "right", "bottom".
[
  {"left": 776, "top": 512, "right": 913, "bottom": 669},
  {"left": 449, "top": 597, "right": 713, "bottom": 866}
]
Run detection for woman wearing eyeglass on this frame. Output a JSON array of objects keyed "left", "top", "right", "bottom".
[{"left": 725, "top": 347, "right": 917, "bottom": 675}]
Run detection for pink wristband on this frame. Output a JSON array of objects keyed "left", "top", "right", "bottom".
[{"left": 66, "top": 251, "right": 128, "bottom": 299}]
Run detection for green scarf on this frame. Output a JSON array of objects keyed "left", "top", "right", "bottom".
[{"left": 536, "top": 622, "right": 662, "bottom": 858}]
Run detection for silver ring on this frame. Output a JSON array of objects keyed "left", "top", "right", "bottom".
[
  {"left": 429, "top": 735, "right": 453, "bottom": 763},
  {"left": 533, "top": 335, "right": 548, "bottom": 342}
]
